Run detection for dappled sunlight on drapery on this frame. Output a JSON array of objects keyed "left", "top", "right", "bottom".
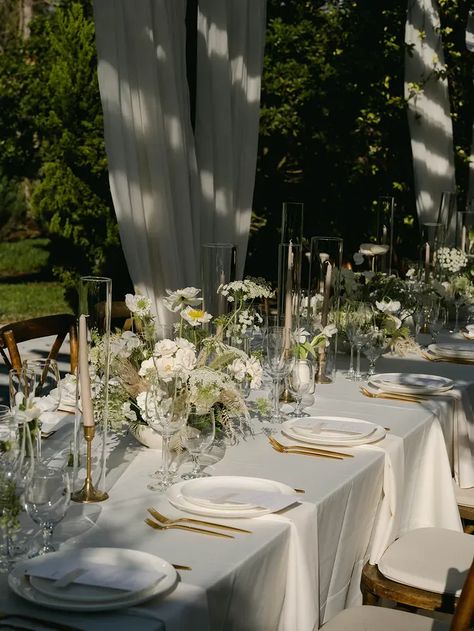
[
  {"left": 405, "top": 0, "right": 456, "bottom": 237},
  {"left": 467, "top": 10, "right": 474, "bottom": 202},
  {"left": 195, "top": 0, "right": 267, "bottom": 277},
  {"left": 93, "top": 0, "right": 200, "bottom": 324}
]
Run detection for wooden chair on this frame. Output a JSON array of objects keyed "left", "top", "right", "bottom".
[
  {"left": 360, "top": 528, "right": 474, "bottom": 615},
  {"left": 453, "top": 482, "right": 474, "bottom": 534},
  {"left": 323, "top": 550, "right": 474, "bottom": 630},
  {"left": 0, "top": 314, "right": 78, "bottom": 374}
]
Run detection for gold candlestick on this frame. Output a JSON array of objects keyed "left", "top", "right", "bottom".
[
  {"left": 71, "top": 425, "right": 109, "bottom": 503},
  {"left": 315, "top": 347, "right": 332, "bottom": 384}
]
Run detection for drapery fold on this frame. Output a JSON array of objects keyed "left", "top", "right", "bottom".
[
  {"left": 405, "top": 0, "right": 456, "bottom": 236},
  {"left": 93, "top": 0, "right": 267, "bottom": 316}
]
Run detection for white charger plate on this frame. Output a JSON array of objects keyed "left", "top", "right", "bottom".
[
  {"left": 168, "top": 477, "right": 296, "bottom": 518},
  {"left": 9, "top": 548, "right": 177, "bottom": 612},
  {"left": 370, "top": 373, "right": 453, "bottom": 395},
  {"left": 282, "top": 416, "right": 385, "bottom": 447}
]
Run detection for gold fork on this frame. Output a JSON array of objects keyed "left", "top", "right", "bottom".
[
  {"left": 360, "top": 386, "right": 422, "bottom": 404},
  {"left": 144, "top": 518, "right": 234, "bottom": 539},
  {"left": 269, "top": 436, "right": 351, "bottom": 459},
  {"left": 147, "top": 507, "right": 252, "bottom": 534}
]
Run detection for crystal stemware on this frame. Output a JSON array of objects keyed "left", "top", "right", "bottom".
[
  {"left": 24, "top": 465, "right": 71, "bottom": 556},
  {"left": 286, "top": 359, "right": 315, "bottom": 417},
  {"left": 145, "top": 370, "right": 188, "bottom": 491},
  {"left": 362, "top": 328, "right": 388, "bottom": 379},
  {"left": 23, "top": 358, "right": 61, "bottom": 461},
  {"left": 181, "top": 409, "right": 215, "bottom": 480},
  {"left": 262, "top": 326, "right": 294, "bottom": 423}
]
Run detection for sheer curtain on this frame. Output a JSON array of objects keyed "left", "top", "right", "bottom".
[
  {"left": 194, "top": 0, "right": 267, "bottom": 278},
  {"left": 467, "top": 10, "right": 474, "bottom": 203},
  {"left": 405, "top": 0, "right": 456, "bottom": 236},
  {"left": 93, "top": 0, "right": 267, "bottom": 318}
]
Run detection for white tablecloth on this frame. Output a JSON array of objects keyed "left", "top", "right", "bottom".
[{"left": 1, "top": 349, "right": 473, "bottom": 630}]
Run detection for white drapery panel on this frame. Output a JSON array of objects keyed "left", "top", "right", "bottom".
[
  {"left": 93, "top": 0, "right": 267, "bottom": 316},
  {"left": 405, "top": 0, "right": 456, "bottom": 236},
  {"left": 467, "top": 10, "right": 474, "bottom": 203},
  {"left": 93, "top": 0, "right": 201, "bottom": 323},
  {"left": 195, "top": 0, "right": 267, "bottom": 278}
]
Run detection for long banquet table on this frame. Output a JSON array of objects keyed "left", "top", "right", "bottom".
[{"left": 1, "top": 346, "right": 474, "bottom": 631}]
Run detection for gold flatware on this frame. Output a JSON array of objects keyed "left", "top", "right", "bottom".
[
  {"left": 145, "top": 517, "right": 234, "bottom": 539},
  {"left": 360, "top": 386, "right": 422, "bottom": 404},
  {"left": 172, "top": 564, "right": 192, "bottom": 571},
  {"left": 269, "top": 436, "right": 350, "bottom": 459},
  {"left": 147, "top": 507, "right": 252, "bottom": 534}
]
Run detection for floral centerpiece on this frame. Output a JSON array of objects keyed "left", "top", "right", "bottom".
[{"left": 93, "top": 279, "right": 271, "bottom": 445}]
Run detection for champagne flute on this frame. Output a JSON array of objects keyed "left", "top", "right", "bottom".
[
  {"left": 286, "top": 359, "right": 315, "bottom": 417},
  {"left": 181, "top": 408, "right": 215, "bottom": 480},
  {"left": 23, "top": 358, "right": 61, "bottom": 459},
  {"left": 24, "top": 465, "right": 71, "bottom": 556},
  {"left": 262, "top": 326, "right": 294, "bottom": 422}
]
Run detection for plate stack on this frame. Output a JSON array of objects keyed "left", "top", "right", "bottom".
[
  {"left": 282, "top": 416, "right": 385, "bottom": 446},
  {"left": 427, "top": 343, "right": 474, "bottom": 364},
  {"left": 9, "top": 547, "right": 177, "bottom": 612},
  {"left": 167, "top": 476, "right": 296, "bottom": 518},
  {"left": 369, "top": 372, "right": 454, "bottom": 395}
]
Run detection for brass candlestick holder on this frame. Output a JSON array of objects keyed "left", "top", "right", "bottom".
[{"left": 71, "top": 425, "right": 109, "bottom": 503}]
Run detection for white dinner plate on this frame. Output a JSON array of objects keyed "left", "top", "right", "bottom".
[
  {"left": 429, "top": 343, "right": 474, "bottom": 360},
  {"left": 9, "top": 548, "right": 177, "bottom": 612},
  {"left": 167, "top": 477, "right": 296, "bottom": 518},
  {"left": 370, "top": 373, "right": 453, "bottom": 395},
  {"left": 181, "top": 477, "right": 261, "bottom": 510},
  {"left": 282, "top": 416, "right": 385, "bottom": 447}
]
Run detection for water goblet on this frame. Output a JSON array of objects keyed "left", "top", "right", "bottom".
[
  {"left": 286, "top": 359, "right": 315, "bottom": 417},
  {"left": 362, "top": 329, "right": 388, "bottom": 379},
  {"left": 24, "top": 465, "right": 71, "bottom": 556},
  {"left": 428, "top": 306, "right": 448, "bottom": 343},
  {"left": 181, "top": 408, "right": 215, "bottom": 480},
  {"left": 144, "top": 370, "right": 188, "bottom": 491},
  {"left": 262, "top": 326, "right": 294, "bottom": 423}
]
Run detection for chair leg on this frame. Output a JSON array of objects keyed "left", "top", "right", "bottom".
[{"left": 362, "top": 589, "right": 378, "bottom": 606}]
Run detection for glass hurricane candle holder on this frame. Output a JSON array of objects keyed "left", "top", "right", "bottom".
[{"left": 201, "top": 243, "right": 236, "bottom": 317}]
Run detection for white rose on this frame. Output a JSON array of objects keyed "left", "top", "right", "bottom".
[
  {"left": 175, "top": 337, "right": 195, "bottom": 351},
  {"left": 175, "top": 348, "right": 197, "bottom": 372},
  {"left": 138, "top": 357, "right": 155, "bottom": 376},
  {"left": 154, "top": 338, "right": 178, "bottom": 356},
  {"left": 153, "top": 356, "right": 177, "bottom": 380}
]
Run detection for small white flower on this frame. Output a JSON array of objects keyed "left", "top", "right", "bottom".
[
  {"left": 228, "top": 358, "right": 247, "bottom": 382},
  {"left": 405, "top": 268, "right": 416, "bottom": 279},
  {"left": 375, "top": 298, "right": 401, "bottom": 314},
  {"left": 322, "top": 324, "right": 337, "bottom": 338},
  {"left": 180, "top": 306, "right": 213, "bottom": 327},
  {"left": 163, "top": 287, "right": 202, "bottom": 312},
  {"left": 138, "top": 357, "right": 155, "bottom": 377},
  {"left": 153, "top": 355, "right": 177, "bottom": 381},
  {"left": 125, "top": 293, "right": 152, "bottom": 317},
  {"left": 175, "top": 347, "right": 197, "bottom": 372},
  {"left": 122, "top": 401, "right": 137, "bottom": 421},
  {"left": 353, "top": 252, "right": 365, "bottom": 265}
]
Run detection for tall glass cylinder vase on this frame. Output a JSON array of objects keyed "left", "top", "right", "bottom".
[
  {"left": 437, "top": 191, "right": 457, "bottom": 247},
  {"left": 277, "top": 243, "right": 302, "bottom": 339},
  {"left": 308, "top": 237, "right": 343, "bottom": 383},
  {"left": 201, "top": 243, "right": 236, "bottom": 319},
  {"left": 72, "top": 276, "right": 112, "bottom": 498},
  {"left": 456, "top": 211, "right": 474, "bottom": 258},
  {"left": 375, "top": 196, "right": 395, "bottom": 274},
  {"left": 281, "top": 202, "right": 304, "bottom": 244}
]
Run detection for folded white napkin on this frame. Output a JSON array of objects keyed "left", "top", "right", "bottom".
[
  {"left": 190, "top": 488, "right": 298, "bottom": 512},
  {"left": 293, "top": 419, "right": 373, "bottom": 439}
]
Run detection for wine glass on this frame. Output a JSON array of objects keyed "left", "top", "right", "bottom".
[
  {"left": 144, "top": 370, "right": 189, "bottom": 491},
  {"left": 286, "top": 359, "right": 315, "bottom": 417},
  {"left": 428, "top": 306, "right": 448, "bottom": 343},
  {"left": 181, "top": 409, "right": 215, "bottom": 480},
  {"left": 362, "top": 328, "right": 388, "bottom": 379},
  {"left": 23, "top": 358, "right": 61, "bottom": 460},
  {"left": 24, "top": 465, "right": 71, "bottom": 556},
  {"left": 262, "top": 326, "right": 294, "bottom": 422}
]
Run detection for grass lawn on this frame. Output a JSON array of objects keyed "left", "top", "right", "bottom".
[
  {"left": 0, "top": 238, "right": 51, "bottom": 276},
  {"left": 0, "top": 282, "right": 72, "bottom": 323},
  {"left": 0, "top": 238, "right": 71, "bottom": 323}
]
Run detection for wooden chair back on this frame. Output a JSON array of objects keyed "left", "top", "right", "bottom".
[
  {"left": 0, "top": 314, "right": 78, "bottom": 374},
  {"left": 451, "top": 555, "right": 474, "bottom": 630}
]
